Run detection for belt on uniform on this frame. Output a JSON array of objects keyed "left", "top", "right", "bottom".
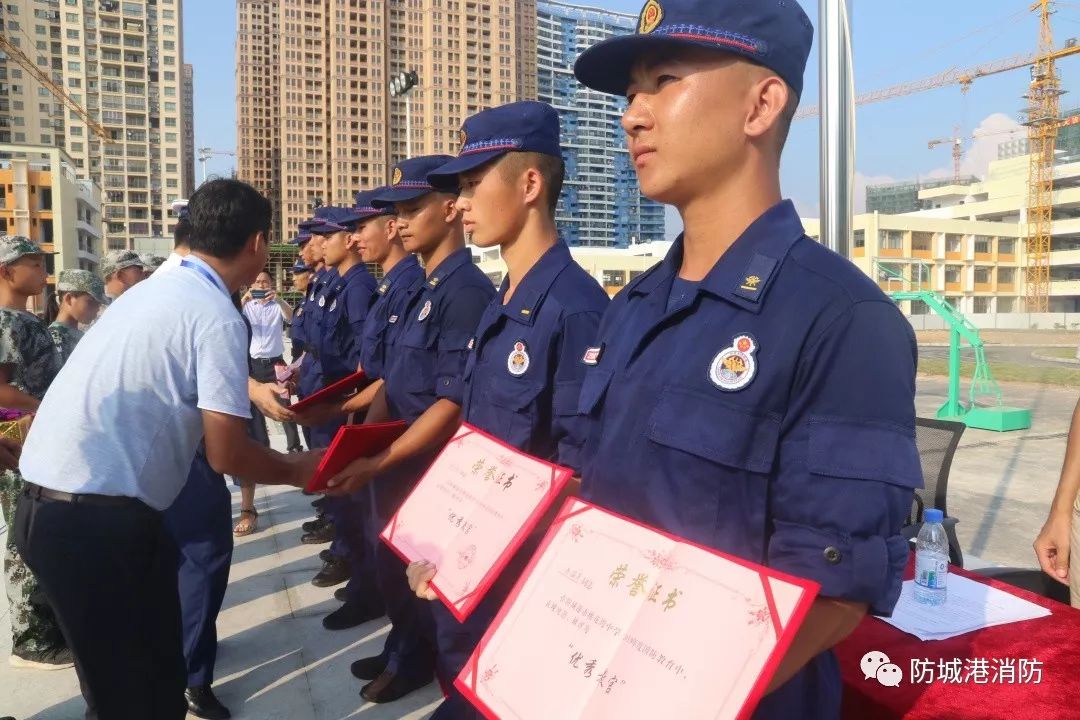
[
  {"left": 251, "top": 356, "right": 283, "bottom": 365},
  {"left": 22, "top": 482, "right": 141, "bottom": 508}
]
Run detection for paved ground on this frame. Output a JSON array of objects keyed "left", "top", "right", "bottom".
[
  {"left": 916, "top": 330, "right": 1080, "bottom": 346},
  {"left": 1, "top": 376, "right": 1076, "bottom": 718},
  {"left": 0, "top": 430, "right": 443, "bottom": 720}
]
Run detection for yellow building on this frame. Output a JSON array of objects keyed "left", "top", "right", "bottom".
[
  {"left": 0, "top": 144, "right": 104, "bottom": 312},
  {"left": 805, "top": 154, "right": 1080, "bottom": 314}
]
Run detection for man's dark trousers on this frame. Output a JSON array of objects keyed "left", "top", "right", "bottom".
[
  {"left": 14, "top": 488, "right": 188, "bottom": 720},
  {"left": 163, "top": 451, "right": 234, "bottom": 688}
]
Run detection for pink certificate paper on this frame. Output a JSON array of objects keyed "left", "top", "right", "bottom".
[
  {"left": 380, "top": 423, "right": 572, "bottom": 622},
  {"left": 455, "top": 498, "right": 820, "bottom": 720}
]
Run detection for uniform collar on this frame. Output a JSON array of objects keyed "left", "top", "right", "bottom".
[
  {"left": 423, "top": 246, "right": 473, "bottom": 292},
  {"left": 380, "top": 254, "right": 420, "bottom": 294},
  {"left": 338, "top": 262, "right": 369, "bottom": 285},
  {"left": 497, "top": 241, "right": 573, "bottom": 326},
  {"left": 632, "top": 200, "right": 804, "bottom": 313}
]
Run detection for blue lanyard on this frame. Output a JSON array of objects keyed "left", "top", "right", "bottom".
[{"left": 180, "top": 259, "right": 229, "bottom": 297}]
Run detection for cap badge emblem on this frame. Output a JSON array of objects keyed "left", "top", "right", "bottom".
[{"left": 639, "top": 0, "right": 664, "bottom": 34}]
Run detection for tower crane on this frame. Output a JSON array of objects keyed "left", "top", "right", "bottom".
[
  {"left": 928, "top": 127, "right": 965, "bottom": 184},
  {"left": 0, "top": 33, "right": 114, "bottom": 143},
  {"left": 197, "top": 148, "right": 236, "bottom": 185},
  {"left": 796, "top": 6, "right": 1080, "bottom": 313}
]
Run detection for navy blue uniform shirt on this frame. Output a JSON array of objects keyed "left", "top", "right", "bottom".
[
  {"left": 461, "top": 242, "right": 609, "bottom": 473},
  {"left": 578, "top": 200, "right": 922, "bottom": 719},
  {"left": 298, "top": 268, "right": 335, "bottom": 397},
  {"left": 382, "top": 247, "right": 495, "bottom": 425},
  {"left": 360, "top": 254, "right": 425, "bottom": 381},
  {"left": 314, "top": 262, "right": 377, "bottom": 381}
]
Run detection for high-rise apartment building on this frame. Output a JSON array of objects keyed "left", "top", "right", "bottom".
[
  {"left": 182, "top": 62, "right": 194, "bottom": 197},
  {"left": 0, "top": 0, "right": 186, "bottom": 254},
  {"left": 237, "top": 0, "right": 537, "bottom": 244},
  {"left": 536, "top": 1, "right": 664, "bottom": 248}
]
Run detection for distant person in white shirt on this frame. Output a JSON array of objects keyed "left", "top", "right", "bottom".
[
  {"left": 235, "top": 271, "right": 304, "bottom": 536},
  {"left": 13, "top": 178, "right": 324, "bottom": 720}
]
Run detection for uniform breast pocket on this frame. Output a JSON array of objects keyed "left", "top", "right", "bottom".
[
  {"left": 483, "top": 377, "right": 546, "bottom": 447},
  {"left": 645, "top": 386, "right": 781, "bottom": 547},
  {"left": 398, "top": 324, "right": 437, "bottom": 393}
]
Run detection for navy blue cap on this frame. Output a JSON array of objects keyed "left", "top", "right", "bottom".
[
  {"left": 373, "top": 156, "right": 457, "bottom": 207},
  {"left": 309, "top": 206, "right": 361, "bottom": 234},
  {"left": 352, "top": 189, "right": 396, "bottom": 219},
  {"left": 290, "top": 260, "right": 313, "bottom": 274},
  {"left": 573, "top": 0, "right": 814, "bottom": 99},
  {"left": 427, "top": 102, "right": 563, "bottom": 186},
  {"left": 288, "top": 229, "right": 312, "bottom": 246}
]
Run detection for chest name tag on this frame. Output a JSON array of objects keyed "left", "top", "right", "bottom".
[
  {"left": 582, "top": 346, "right": 603, "bottom": 366},
  {"left": 709, "top": 335, "right": 757, "bottom": 392}
]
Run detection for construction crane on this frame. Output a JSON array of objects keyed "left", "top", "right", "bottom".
[
  {"left": 925, "top": 127, "right": 1026, "bottom": 184},
  {"left": 795, "top": 40, "right": 1080, "bottom": 121},
  {"left": 197, "top": 148, "right": 236, "bottom": 185},
  {"left": 928, "top": 127, "right": 965, "bottom": 184},
  {"left": 797, "top": 8, "right": 1080, "bottom": 313},
  {"left": 1024, "top": 0, "right": 1062, "bottom": 313},
  {"left": 0, "top": 33, "right": 114, "bottom": 143}
]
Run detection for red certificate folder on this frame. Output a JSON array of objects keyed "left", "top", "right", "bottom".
[
  {"left": 381, "top": 423, "right": 573, "bottom": 622},
  {"left": 305, "top": 421, "right": 408, "bottom": 493},
  {"left": 291, "top": 370, "right": 368, "bottom": 412},
  {"left": 455, "top": 498, "right": 819, "bottom": 720}
]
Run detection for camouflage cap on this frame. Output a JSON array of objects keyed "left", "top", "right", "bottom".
[
  {"left": 0, "top": 234, "right": 54, "bottom": 265},
  {"left": 56, "top": 269, "right": 108, "bottom": 304},
  {"left": 100, "top": 249, "right": 145, "bottom": 278},
  {"left": 139, "top": 253, "right": 167, "bottom": 272}
]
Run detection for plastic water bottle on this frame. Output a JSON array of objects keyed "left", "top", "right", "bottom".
[{"left": 914, "top": 508, "right": 949, "bottom": 606}]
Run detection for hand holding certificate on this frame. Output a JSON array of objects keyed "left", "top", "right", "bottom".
[
  {"left": 381, "top": 423, "right": 572, "bottom": 621},
  {"left": 455, "top": 498, "right": 819, "bottom": 720},
  {"left": 306, "top": 422, "right": 408, "bottom": 493}
]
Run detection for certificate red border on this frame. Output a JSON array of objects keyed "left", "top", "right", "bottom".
[
  {"left": 454, "top": 497, "right": 820, "bottom": 720},
  {"left": 380, "top": 422, "right": 573, "bottom": 623},
  {"left": 290, "top": 369, "right": 368, "bottom": 412}
]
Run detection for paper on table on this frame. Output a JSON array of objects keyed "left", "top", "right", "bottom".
[{"left": 881, "top": 575, "right": 1051, "bottom": 641}]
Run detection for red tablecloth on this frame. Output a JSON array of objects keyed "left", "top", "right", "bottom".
[{"left": 836, "top": 561, "right": 1080, "bottom": 720}]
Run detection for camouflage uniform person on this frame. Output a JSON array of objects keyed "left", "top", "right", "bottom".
[
  {"left": 140, "top": 253, "right": 167, "bottom": 278},
  {"left": 99, "top": 249, "right": 146, "bottom": 303},
  {"left": 49, "top": 269, "right": 108, "bottom": 365},
  {"left": 0, "top": 236, "right": 69, "bottom": 667}
]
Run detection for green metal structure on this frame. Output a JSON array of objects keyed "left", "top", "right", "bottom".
[{"left": 876, "top": 261, "right": 1031, "bottom": 432}]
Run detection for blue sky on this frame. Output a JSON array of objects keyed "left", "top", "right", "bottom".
[{"left": 185, "top": 0, "right": 1080, "bottom": 235}]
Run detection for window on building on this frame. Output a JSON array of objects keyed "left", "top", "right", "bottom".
[
  {"left": 944, "top": 266, "right": 961, "bottom": 284},
  {"left": 998, "top": 268, "right": 1015, "bottom": 284},
  {"left": 974, "top": 268, "right": 991, "bottom": 284},
  {"left": 973, "top": 297, "right": 991, "bottom": 314},
  {"left": 974, "top": 236, "right": 991, "bottom": 254},
  {"left": 999, "top": 239, "right": 1015, "bottom": 255},
  {"left": 880, "top": 230, "right": 903, "bottom": 250},
  {"left": 946, "top": 234, "right": 962, "bottom": 253},
  {"left": 853, "top": 229, "right": 865, "bottom": 248}
]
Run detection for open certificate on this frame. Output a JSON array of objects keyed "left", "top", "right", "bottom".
[
  {"left": 380, "top": 423, "right": 572, "bottom": 622},
  {"left": 456, "top": 499, "right": 819, "bottom": 720}
]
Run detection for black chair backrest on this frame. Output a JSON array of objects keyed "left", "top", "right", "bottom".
[{"left": 913, "top": 417, "right": 966, "bottom": 519}]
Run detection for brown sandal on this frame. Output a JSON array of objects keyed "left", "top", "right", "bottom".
[{"left": 233, "top": 508, "right": 259, "bottom": 536}]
